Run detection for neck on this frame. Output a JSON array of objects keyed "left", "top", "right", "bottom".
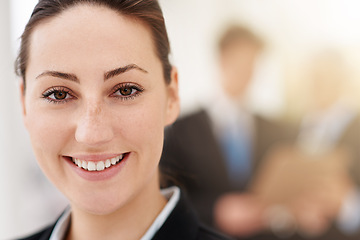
[{"left": 66, "top": 173, "right": 167, "bottom": 240}]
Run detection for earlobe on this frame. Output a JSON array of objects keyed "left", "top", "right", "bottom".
[{"left": 165, "top": 67, "right": 180, "bottom": 126}]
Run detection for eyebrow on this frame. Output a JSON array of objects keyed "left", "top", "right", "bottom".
[
  {"left": 36, "top": 64, "right": 148, "bottom": 82},
  {"left": 36, "top": 71, "right": 79, "bottom": 82},
  {"left": 104, "top": 64, "right": 148, "bottom": 80}
]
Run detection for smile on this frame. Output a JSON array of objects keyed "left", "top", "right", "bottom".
[{"left": 71, "top": 154, "right": 125, "bottom": 172}]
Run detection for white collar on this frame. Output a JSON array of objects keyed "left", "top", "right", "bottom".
[
  {"left": 207, "top": 93, "right": 254, "bottom": 141},
  {"left": 297, "top": 101, "right": 357, "bottom": 153},
  {"left": 208, "top": 92, "right": 248, "bottom": 125},
  {"left": 49, "top": 186, "right": 180, "bottom": 240}
]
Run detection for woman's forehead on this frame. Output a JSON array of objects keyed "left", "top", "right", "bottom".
[
  {"left": 27, "top": 4, "right": 158, "bottom": 78},
  {"left": 30, "top": 4, "right": 152, "bottom": 52}
]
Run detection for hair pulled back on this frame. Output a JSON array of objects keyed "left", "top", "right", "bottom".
[{"left": 15, "top": 0, "right": 172, "bottom": 85}]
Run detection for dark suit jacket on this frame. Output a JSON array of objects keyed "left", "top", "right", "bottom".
[
  {"left": 18, "top": 191, "right": 232, "bottom": 240},
  {"left": 160, "top": 109, "right": 294, "bottom": 227}
]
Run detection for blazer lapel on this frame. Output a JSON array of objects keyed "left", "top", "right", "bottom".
[{"left": 152, "top": 193, "right": 199, "bottom": 240}]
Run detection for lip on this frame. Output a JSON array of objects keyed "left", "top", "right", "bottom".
[{"left": 63, "top": 153, "right": 130, "bottom": 181}]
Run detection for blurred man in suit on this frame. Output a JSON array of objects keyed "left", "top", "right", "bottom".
[
  {"left": 160, "top": 25, "right": 294, "bottom": 237},
  {"left": 230, "top": 50, "right": 360, "bottom": 240}
]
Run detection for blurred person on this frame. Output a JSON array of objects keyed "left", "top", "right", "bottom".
[
  {"left": 249, "top": 143, "right": 356, "bottom": 240},
  {"left": 292, "top": 50, "right": 360, "bottom": 238},
  {"left": 14, "top": 0, "right": 231, "bottom": 239},
  {"left": 297, "top": 50, "right": 360, "bottom": 186},
  {"left": 241, "top": 50, "right": 360, "bottom": 240},
  {"left": 160, "top": 25, "right": 295, "bottom": 238}
]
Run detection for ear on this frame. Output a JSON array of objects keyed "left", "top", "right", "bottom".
[
  {"left": 165, "top": 67, "right": 180, "bottom": 126},
  {"left": 19, "top": 80, "right": 28, "bottom": 124}
]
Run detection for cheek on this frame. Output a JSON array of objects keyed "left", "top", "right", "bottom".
[
  {"left": 25, "top": 105, "right": 72, "bottom": 167},
  {"left": 117, "top": 93, "right": 167, "bottom": 163}
]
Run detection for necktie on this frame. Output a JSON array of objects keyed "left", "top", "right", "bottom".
[{"left": 220, "top": 123, "right": 252, "bottom": 188}]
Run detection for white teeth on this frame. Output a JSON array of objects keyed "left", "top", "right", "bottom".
[
  {"left": 72, "top": 154, "right": 125, "bottom": 172},
  {"left": 105, "top": 159, "right": 111, "bottom": 168},
  {"left": 87, "top": 161, "right": 96, "bottom": 171},
  {"left": 81, "top": 160, "right": 88, "bottom": 170},
  {"left": 96, "top": 161, "right": 105, "bottom": 171}
]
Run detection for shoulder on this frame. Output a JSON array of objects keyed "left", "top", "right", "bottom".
[
  {"left": 17, "top": 225, "right": 53, "bottom": 240},
  {"left": 254, "top": 114, "right": 297, "bottom": 139},
  {"left": 197, "top": 225, "right": 233, "bottom": 240},
  {"left": 163, "top": 108, "right": 213, "bottom": 151},
  {"left": 254, "top": 114, "right": 282, "bottom": 129},
  {"left": 342, "top": 114, "right": 360, "bottom": 136},
  {"left": 171, "top": 109, "right": 210, "bottom": 129},
  {"left": 153, "top": 190, "right": 233, "bottom": 240},
  {"left": 164, "top": 109, "right": 213, "bottom": 144}
]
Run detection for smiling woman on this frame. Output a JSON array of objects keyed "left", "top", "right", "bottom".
[{"left": 14, "top": 0, "right": 229, "bottom": 240}]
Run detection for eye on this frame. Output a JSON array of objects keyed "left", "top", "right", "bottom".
[
  {"left": 111, "top": 83, "right": 144, "bottom": 100},
  {"left": 42, "top": 87, "right": 75, "bottom": 103},
  {"left": 119, "top": 86, "right": 135, "bottom": 96},
  {"left": 52, "top": 91, "right": 67, "bottom": 100}
]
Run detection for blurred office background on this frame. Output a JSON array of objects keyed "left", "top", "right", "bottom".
[{"left": 3, "top": 0, "right": 360, "bottom": 239}]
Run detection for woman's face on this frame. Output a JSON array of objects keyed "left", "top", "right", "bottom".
[{"left": 21, "top": 5, "right": 179, "bottom": 215}]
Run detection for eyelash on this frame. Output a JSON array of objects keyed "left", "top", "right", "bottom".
[
  {"left": 110, "top": 83, "right": 145, "bottom": 101},
  {"left": 41, "top": 83, "right": 144, "bottom": 104},
  {"left": 42, "top": 86, "right": 75, "bottom": 104}
]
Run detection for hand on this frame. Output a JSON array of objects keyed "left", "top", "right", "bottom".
[
  {"left": 290, "top": 176, "right": 353, "bottom": 237},
  {"left": 214, "top": 193, "right": 266, "bottom": 237},
  {"left": 290, "top": 193, "right": 333, "bottom": 237}
]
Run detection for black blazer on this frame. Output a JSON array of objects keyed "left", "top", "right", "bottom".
[{"left": 18, "top": 191, "right": 232, "bottom": 240}]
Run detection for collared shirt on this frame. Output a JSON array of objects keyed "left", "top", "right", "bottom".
[
  {"left": 297, "top": 101, "right": 360, "bottom": 234},
  {"left": 337, "top": 189, "right": 360, "bottom": 234},
  {"left": 208, "top": 92, "right": 254, "bottom": 142},
  {"left": 207, "top": 92, "right": 255, "bottom": 185},
  {"left": 297, "top": 100, "right": 357, "bottom": 154},
  {"left": 49, "top": 186, "right": 180, "bottom": 240}
]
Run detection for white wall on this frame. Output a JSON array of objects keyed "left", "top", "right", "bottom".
[
  {"left": 0, "top": 0, "right": 16, "bottom": 237},
  {"left": 160, "top": 0, "right": 360, "bottom": 117}
]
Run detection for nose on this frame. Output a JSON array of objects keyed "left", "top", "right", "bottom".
[{"left": 75, "top": 101, "right": 114, "bottom": 146}]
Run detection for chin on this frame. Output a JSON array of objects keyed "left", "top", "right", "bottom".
[
  {"left": 84, "top": 204, "right": 123, "bottom": 216},
  {"left": 77, "top": 195, "right": 130, "bottom": 216},
  {"left": 68, "top": 186, "right": 136, "bottom": 216}
]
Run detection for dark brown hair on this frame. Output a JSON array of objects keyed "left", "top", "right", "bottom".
[
  {"left": 218, "top": 24, "right": 263, "bottom": 53},
  {"left": 15, "top": 0, "right": 172, "bottom": 86}
]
